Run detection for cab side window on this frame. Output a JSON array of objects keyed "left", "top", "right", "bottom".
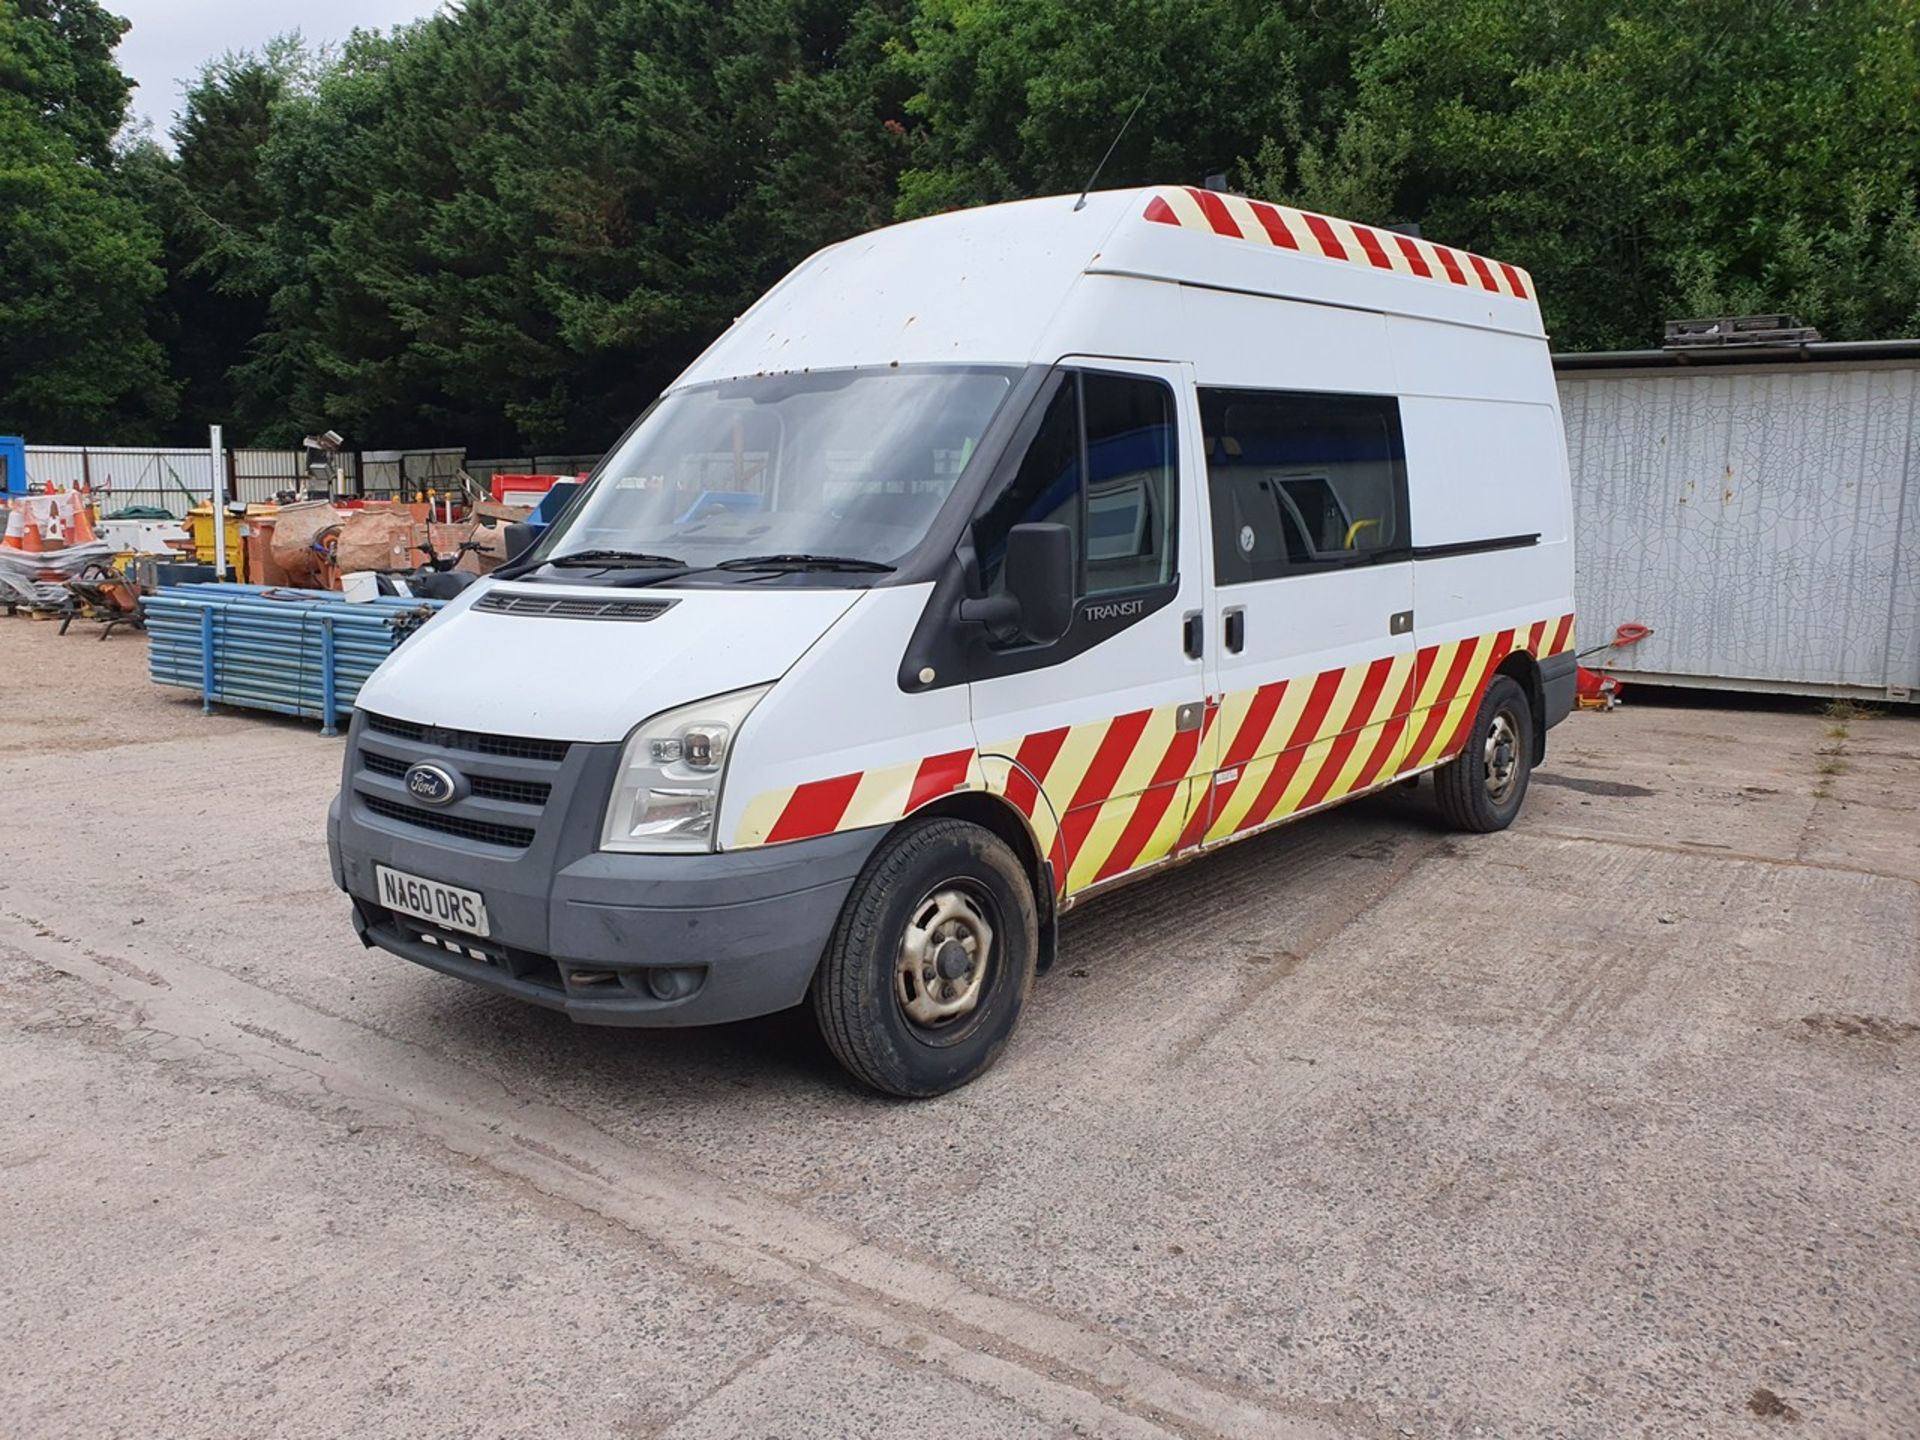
[
  {"left": 1199, "top": 389, "right": 1409, "bottom": 584},
  {"left": 973, "top": 370, "right": 1179, "bottom": 599},
  {"left": 1082, "top": 371, "right": 1177, "bottom": 595}
]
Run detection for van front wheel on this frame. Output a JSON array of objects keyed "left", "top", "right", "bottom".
[
  {"left": 1433, "top": 674, "right": 1534, "bottom": 833},
  {"left": 812, "top": 817, "right": 1038, "bottom": 1098}
]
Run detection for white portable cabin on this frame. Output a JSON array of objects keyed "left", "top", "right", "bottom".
[{"left": 1557, "top": 338, "right": 1920, "bottom": 703}]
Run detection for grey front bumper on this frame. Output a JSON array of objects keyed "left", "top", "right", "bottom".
[{"left": 328, "top": 713, "right": 882, "bottom": 1027}]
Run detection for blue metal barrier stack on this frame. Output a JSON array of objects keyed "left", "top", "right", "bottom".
[{"left": 143, "top": 583, "right": 445, "bottom": 735}]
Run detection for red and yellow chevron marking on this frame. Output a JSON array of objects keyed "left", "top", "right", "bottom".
[
  {"left": 1399, "top": 611, "right": 1574, "bottom": 777},
  {"left": 735, "top": 747, "right": 987, "bottom": 849},
  {"left": 1201, "top": 613, "right": 1574, "bottom": 854},
  {"left": 980, "top": 696, "right": 1220, "bottom": 897},
  {"left": 732, "top": 613, "right": 1574, "bottom": 897},
  {"left": 1142, "top": 186, "right": 1533, "bottom": 303}
]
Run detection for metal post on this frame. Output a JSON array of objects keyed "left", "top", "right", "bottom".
[
  {"left": 208, "top": 425, "right": 228, "bottom": 580},
  {"left": 320, "top": 616, "right": 338, "bottom": 737},
  {"left": 200, "top": 605, "right": 215, "bottom": 714}
]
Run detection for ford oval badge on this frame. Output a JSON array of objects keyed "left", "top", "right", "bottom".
[{"left": 404, "top": 762, "right": 459, "bottom": 806}]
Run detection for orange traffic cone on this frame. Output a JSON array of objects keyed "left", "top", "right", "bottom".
[
  {"left": 61, "top": 492, "right": 98, "bottom": 546},
  {"left": 20, "top": 502, "right": 46, "bottom": 554},
  {"left": 0, "top": 501, "right": 23, "bottom": 550}
]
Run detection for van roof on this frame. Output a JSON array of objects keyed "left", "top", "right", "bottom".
[{"left": 677, "top": 187, "right": 1542, "bottom": 386}]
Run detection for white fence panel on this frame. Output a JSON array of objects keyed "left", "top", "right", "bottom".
[
  {"left": 24, "top": 445, "right": 365, "bottom": 515},
  {"left": 26, "top": 446, "right": 216, "bottom": 518}
]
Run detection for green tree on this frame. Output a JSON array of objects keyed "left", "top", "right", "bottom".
[
  {"left": 892, "top": 0, "right": 1379, "bottom": 218},
  {"left": 0, "top": 0, "right": 172, "bottom": 438},
  {"left": 248, "top": 0, "right": 910, "bottom": 454},
  {"left": 15, "top": 0, "right": 1920, "bottom": 448},
  {"left": 1245, "top": 0, "right": 1920, "bottom": 349},
  {"left": 0, "top": 0, "right": 132, "bottom": 163},
  {"left": 126, "top": 37, "right": 321, "bottom": 438}
]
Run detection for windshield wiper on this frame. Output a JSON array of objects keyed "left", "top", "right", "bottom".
[
  {"left": 714, "top": 553, "right": 895, "bottom": 574},
  {"left": 544, "top": 548, "right": 687, "bottom": 569}
]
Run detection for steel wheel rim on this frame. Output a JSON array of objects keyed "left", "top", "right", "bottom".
[
  {"left": 1484, "top": 707, "right": 1521, "bottom": 802},
  {"left": 895, "top": 880, "right": 996, "bottom": 1031}
]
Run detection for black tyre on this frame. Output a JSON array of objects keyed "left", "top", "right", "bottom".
[
  {"left": 812, "top": 817, "right": 1037, "bottom": 1097},
  {"left": 1433, "top": 673, "right": 1535, "bottom": 833}
]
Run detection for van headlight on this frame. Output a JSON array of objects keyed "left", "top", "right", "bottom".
[{"left": 600, "top": 684, "right": 771, "bottom": 853}]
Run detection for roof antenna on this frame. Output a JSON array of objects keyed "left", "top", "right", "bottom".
[{"left": 1074, "top": 85, "right": 1152, "bottom": 211}]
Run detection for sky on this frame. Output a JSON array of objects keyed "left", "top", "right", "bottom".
[{"left": 113, "top": 0, "right": 444, "bottom": 144}]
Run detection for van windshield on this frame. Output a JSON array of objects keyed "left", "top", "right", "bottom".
[{"left": 529, "top": 366, "right": 1017, "bottom": 578}]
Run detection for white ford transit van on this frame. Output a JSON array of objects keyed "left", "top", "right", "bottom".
[{"left": 328, "top": 186, "right": 1576, "bottom": 1096}]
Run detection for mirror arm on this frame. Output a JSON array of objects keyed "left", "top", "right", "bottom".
[{"left": 958, "top": 592, "right": 1021, "bottom": 629}]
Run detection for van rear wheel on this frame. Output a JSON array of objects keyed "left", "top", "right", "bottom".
[
  {"left": 812, "top": 817, "right": 1038, "bottom": 1097},
  {"left": 1433, "top": 674, "right": 1534, "bottom": 833}
]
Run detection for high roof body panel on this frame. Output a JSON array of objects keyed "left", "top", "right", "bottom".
[
  {"left": 674, "top": 187, "right": 1542, "bottom": 387},
  {"left": 1098, "top": 186, "right": 1543, "bottom": 341}
]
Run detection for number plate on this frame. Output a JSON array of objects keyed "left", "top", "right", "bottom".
[{"left": 376, "top": 865, "right": 490, "bottom": 938}]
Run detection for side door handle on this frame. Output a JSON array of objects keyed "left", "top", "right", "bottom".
[
  {"left": 1389, "top": 609, "right": 1414, "bottom": 636},
  {"left": 1223, "top": 607, "right": 1245, "bottom": 654},
  {"left": 1182, "top": 610, "right": 1204, "bottom": 659}
]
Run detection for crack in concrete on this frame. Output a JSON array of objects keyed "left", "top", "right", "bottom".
[{"left": 1530, "top": 828, "right": 1918, "bottom": 887}]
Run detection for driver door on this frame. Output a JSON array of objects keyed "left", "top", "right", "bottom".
[{"left": 967, "top": 359, "right": 1219, "bottom": 902}]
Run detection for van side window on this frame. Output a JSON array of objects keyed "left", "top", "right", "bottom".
[
  {"left": 1082, "top": 372, "right": 1177, "bottom": 595},
  {"left": 1199, "top": 389, "right": 1409, "bottom": 584},
  {"left": 973, "top": 370, "right": 1179, "bottom": 600}
]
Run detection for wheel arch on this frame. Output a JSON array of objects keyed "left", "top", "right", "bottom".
[
  {"left": 1495, "top": 649, "right": 1547, "bottom": 763},
  {"left": 903, "top": 790, "right": 1059, "bottom": 972}
]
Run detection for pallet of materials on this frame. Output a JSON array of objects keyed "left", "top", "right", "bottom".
[{"left": 143, "top": 583, "right": 445, "bottom": 734}]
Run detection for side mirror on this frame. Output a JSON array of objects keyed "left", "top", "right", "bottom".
[
  {"left": 960, "top": 522, "right": 1075, "bottom": 645},
  {"left": 501, "top": 522, "right": 535, "bottom": 561}
]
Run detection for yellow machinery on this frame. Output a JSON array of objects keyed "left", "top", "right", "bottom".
[{"left": 184, "top": 501, "right": 248, "bottom": 582}]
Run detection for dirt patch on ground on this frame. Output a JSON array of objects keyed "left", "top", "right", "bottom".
[
  {"left": 1796, "top": 1013, "right": 1920, "bottom": 1044},
  {"left": 1747, "top": 1385, "right": 1803, "bottom": 1421},
  {"left": 1533, "top": 772, "right": 1656, "bottom": 798}
]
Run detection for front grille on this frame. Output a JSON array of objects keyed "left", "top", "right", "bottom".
[
  {"left": 364, "top": 712, "right": 571, "bottom": 764},
  {"left": 359, "top": 792, "right": 536, "bottom": 849},
  {"left": 361, "top": 751, "right": 551, "bottom": 806},
  {"left": 473, "top": 776, "right": 551, "bottom": 805},
  {"left": 473, "top": 590, "right": 677, "bottom": 622}
]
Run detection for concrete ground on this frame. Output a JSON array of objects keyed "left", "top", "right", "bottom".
[{"left": 1, "top": 616, "right": 1916, "bottom": 1439}]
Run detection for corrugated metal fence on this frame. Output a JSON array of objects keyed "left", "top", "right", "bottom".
[
  {"left": 23, "top": 445, "right": 602, "bottom": 515},
  {"left": 466, "top": 454, "right": 601, "bottom": 488},
  {"left": 1560, "top": 361, "right": 1919, "bottom": 700},
  {"left": 24, "top": 446, "right": 362, "bottom": 518},
  {"left": 26, "top": 447, "right": 213, "bottom": 517}
]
